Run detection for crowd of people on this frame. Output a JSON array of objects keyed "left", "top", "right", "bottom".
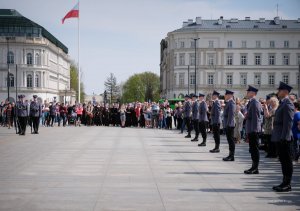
[{"left": 0, "top": 81, "right": 299, "bottom": 193}]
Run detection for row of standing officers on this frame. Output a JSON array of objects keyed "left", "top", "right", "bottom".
[{"left": 182, "top": 81, "right": 295, "bottom": 193}]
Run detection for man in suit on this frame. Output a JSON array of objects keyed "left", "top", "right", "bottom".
[
  {"left": 223, "top": 90, "right": 236, "bottom": 161},
  {"left": 184, "top": 94, "right": 192, "bottom": 138},
  {"left": 272, "top": 82, "right": 294, "bottom": 192},
  {"left": 16, "top": 95, "right": 28, "bottom": 135},
  {"left": 191, "top": 94, "right": 200, "bottom": 142},
  {"left": 244, "top": 86, "right": 262, "bottom": 174},
  {"left": 29, "top": 95, "right": 42, "bottom": 134},
  {"left": 198, "top": 93, "right": 208, "bottom": 147},
  {"left": 210, "top": 91, "right": 221, "bottom": 153}
]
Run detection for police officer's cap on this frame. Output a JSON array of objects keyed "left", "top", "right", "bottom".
[
  {"left": 20, "top": 94, "right": 25, "bottom": 98},
  {"left": 225, "top": 89, "right": 234, "bottom": 95},
  {"left": 278, "top": 81, "right": 293, "bottom": 93},
  {"left": 198, "top": 93, "right": 205, "bottom": 97},
  {"left": 246, "top": 85, "right": 258, "bottom": 93},
  {"left": 192, "top": 94, "right": 198, "bottom": 98},
  {"left": 184, "top": 94, "right": 190, "bottom": 98},
  {"left": 266, "top": 95, "right": 271, "bottom": 100},
  {"left": 212, "top": 90, "right": 220, "bottom": 96},
  {"left": 33, "top": 95, "right": 38, "bottom": 98}
]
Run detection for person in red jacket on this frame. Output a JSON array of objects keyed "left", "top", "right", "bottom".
[{"left": 59, "top": 103, "right": 68, "bottom": 127}]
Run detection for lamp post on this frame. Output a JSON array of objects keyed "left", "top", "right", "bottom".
[
  {"left": 6, "top": 37, "right": 10, "bottom": 102},
  {"left": 193, "top": 38, "right": 200, "bottom": 94},
  {"left": 187, "top": 65, "right": 190, "bottom": 95}
]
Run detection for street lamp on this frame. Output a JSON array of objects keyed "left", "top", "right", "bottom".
[
  {"left": 193, "top": 38, "right": 200, "bottom": 94},
  {"left": 187, "top": 65, "right": 190, "bottom": 95},
  {"left": 6, "top": 37, "right": 10, "bottom": 102}
]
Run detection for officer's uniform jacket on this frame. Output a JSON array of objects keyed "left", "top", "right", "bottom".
[
  {"left": 30, "top": 101, "right": 42, "bottom": 117},
  {"left": 16, "top": 101, "right": 28, "bottom": 117},
  {"left": 223, "top": 99, "right": 236, "bottom": 128},
  {"left": 192, "top": 101, "right": 200, "bottom": 120},
  {"left": 199, "top": 101, "right": 208, "bottom": 122},
  {"left": 211, "top": 99, "right": 221, "bottom": 125},
  {"left": 245, "top": 98, "right": 262, "bottom": 134}
]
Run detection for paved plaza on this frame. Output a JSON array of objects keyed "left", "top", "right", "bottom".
[{"left": 0, "top": 126, "right": 299, "bottom": 211}]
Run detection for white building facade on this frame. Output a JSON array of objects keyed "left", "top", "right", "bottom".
[
  {"left": 160, "top": 16, "right": 300, "bottom": 99},
  {"left": 0, "top": 9, "right": 75, "bottom": 104}
]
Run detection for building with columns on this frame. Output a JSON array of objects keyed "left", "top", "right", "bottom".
[
  {"left": 0, "top": 9, "right": 75, "bottom": 104},
  {"left": 160, "top": 16, "right": 300, "bottom": 99}
]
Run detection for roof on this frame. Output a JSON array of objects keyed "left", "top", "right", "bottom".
[
  {"left": 0, "top": 9, "right": 68, "bottom": 54},
  {"left": 173, "top": 17, "right": 300, "bottom": 33}
]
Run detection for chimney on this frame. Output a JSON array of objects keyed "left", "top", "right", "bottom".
[
  {"left": 196, "top": 17, "right": 202, "bottom": 25},
  {"left": 218, "top": 16, "right": 223, "bottom": 25},
  {"left": 182, "top": 21, "right": 188, "bottom": 27},
  {"left": 259, "top": 18, "right": 265, "bottom": 23},
  {"left": 187, "top": 19, "right": 193, "bottom": 25},
  {"left": 274, "top": 16, "right": 280, "bottom": 25},
  {"left": 245, "top": 17, "right": 250, "bottom": 21}
]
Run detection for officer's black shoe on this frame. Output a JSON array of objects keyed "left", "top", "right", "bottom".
[
  {"left": 209, "top": 148, "right": 220, "bottom": 153},
  {"left": 244, "top": 168, "right": 259, "bottom": 174},
  {"left": 35, "top": 131, "right": 39, "bottom": 134},
  {"left": 185, "top": 135, "right": 191, "bottom": 138},
  {"left": 198, "top": 142, "right": 206, "bottom": 147},
  {"left": 223, "top": 156, "right": 234, "bottom": 161},
  {"left": 272, "top": 183, "right": 284, "bottom": 191},
  {"left": 274, "top": 184, "right": 292, "bottom": 192},
  {"left": 191, "top": 138, "right": 198, "bottom": 142}
]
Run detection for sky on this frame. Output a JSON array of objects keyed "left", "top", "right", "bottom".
[{"left": 1, "top": 0, "right": 300, "bottom": 94}]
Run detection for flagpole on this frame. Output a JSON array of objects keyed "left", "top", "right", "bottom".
[{"left": 78, "top": 0, "right": 81, "bottom": 103}]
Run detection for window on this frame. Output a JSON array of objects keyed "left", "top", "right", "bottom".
[
  {"left": 189, "top": 53, "right": 195, "bottom": 66},
  {"left": 35, "top": 53, "right": 41, "bottom": 65},
  {"left": 268, "top": 74, "right": 275, "bottom": 86},
  {"left": 284, "top": 41, "right": 289, "bottom": 48},
  {"left": 240, "top": 73, "right": 247, "bottom": 86},
  {"left": 191, "top": 40, "right": 196, "bottom": 48},
  {"left": 227, "top": 54, "right": 233, "bottom": 65},
  {"left": 173, "top": 73, "right": 177, "bottom": 85},
  {"left": 282, "top": 74, "right": 289, "bottom": 84},
  {"left": 35, "top": 74, "right": 39, "bottom": 87},
  {"left": 298, "top": 74, "right": 300, "bottom": 85},
  {"left": 298, "top": 41, "right": 300, "bottom": 48},
  {"left": 180, "top": 41, "right": 185, "bottom": 48},
  {"left": 269, "top": 54, "right": 275, "bottom": 65},
  {"left": 179, "top": 73, "right": 185, "bottom": 87},
  {"left": 27, "top": 74, "right": 33, "bottom": 88},
  {"left": 256, "top": 41, "right": 261, "bottom": 48},
  {"left": 283, "top": 54, "right": 289, "bottom": 65},
  {"left": 255, "top": 54, "right": 261, "bottom": 65},
  {"left": 270, "top": 41, "right": 275, "bottom": 48},
  {"left": 242, "top": 41, "right": 247, "bottom": 48},
  {"left": 7, "top": 51, "right": 14, "bottom": 64},
  {"left": 208, "top": 55, "right": 214, "bottom": 66},
  {"left": 208, "top": 74, "right": 214, "bottom": 85},
  {"left": 226, "top": 74, "right": 233, "bottom": 85},
  {"left": 190, "top": 73, "right": 195, "bottom": 85},
  {"left": 7, "top": 73, "right": 14, "bottom": 87},
  {"left": 27, "top": 53, "right": 32, "bottom": 65},
  {"left": 179, "top": 53, "right": 185, "bottom": 65},
  {"left": 241, "top": 54, "right": 247, "bottom": 65},
  {"left": 297, "top": 54, "right": 300, "bottom": 65},
  {"left": 227, "top": 40, "right": 233, "bottom": 48},
  {"left": 254, "top": 74, "right": 261, "bottom": 86},
  {"left": 174, "top": 55, "right": 177, "bottom": 66},
  {"left": 208, "top": 40, "right": 214, "bottom": 48}
]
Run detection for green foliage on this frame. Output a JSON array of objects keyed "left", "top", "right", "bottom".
[
  {"left": 104, "top": 73, "right": 120, "bottom": 103},
  {"left": 70, "top": 64, "right": 85, "bottom": 103},
  {"left": 122, "top": 72, "right": 160, "bottom": 103}
]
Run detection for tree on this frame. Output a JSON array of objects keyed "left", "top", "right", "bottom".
[
  {"left": 70, "top": 64, "right": 85, "bottom": 103},
  {"left": 104, "top": 73, "right": 120, "bottom": 104},
  {"left": 121, "top": 72, "right": 160, "bottom": 103}
]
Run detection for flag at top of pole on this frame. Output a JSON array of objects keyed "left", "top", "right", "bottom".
[{"left": 62, "top": 2, "right": 79, "bottom": 24}]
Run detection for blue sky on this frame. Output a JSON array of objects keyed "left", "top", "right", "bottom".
[{"left": 2, "top": 0, "right": 300, "bottom": 94}]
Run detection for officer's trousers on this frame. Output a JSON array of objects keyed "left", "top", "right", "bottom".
[
  {"left": 226, "top": 126, "right": 235, "bottom": 156},
  {"left": 248, "top": 132, "right": 260, "bottom": 168},
  {"left": 276, "top": 141, "right": 293, "bottom": 184},
  {"left": 212, "top": 124, "right": 220, "bottom": 148}
]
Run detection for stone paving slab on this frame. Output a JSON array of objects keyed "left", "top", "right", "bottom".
[{"left": 0, "top": 126, "right": 299, "bottom": 211}]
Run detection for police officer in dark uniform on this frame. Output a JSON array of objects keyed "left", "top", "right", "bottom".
[
  {"left": 210, "top": 90, "right": 221, "bottom": 153},
  {"left": 184, "top": 94, "right": 192, "bottom": 138},
  {"left": 191, "top": 94, "right": 200, "bottom": 142},
  {"left": 244, "top": 86, "right": 262, "bottom": 174},
  {"left": 198, "top": 93, "right": 208, "bottom": 147},
  {"left": 16, "top": 95, "right": 28, "bottom": 135},
  {"left": 223, "top": 90, "right": 236, "bottom": 161},
  {"left": 30, "top": 95, "right": 42, "bottom": 134},
  {"left": 272, "top": 82, "right": 294, "bottom": 192}
]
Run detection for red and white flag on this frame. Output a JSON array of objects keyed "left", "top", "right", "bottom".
[{"left": 62, "top": 2, "right": 79, "bottom": 24}]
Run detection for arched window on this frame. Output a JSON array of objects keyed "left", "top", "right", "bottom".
[
  {"left": 27, "top": 53, "right": 33, "bottom": 65},
  {"left": 7, "top": 51, "right": 14, "bottom": 64},
  {"left": 35, "top": 74, "right": 39, "bottom": 87},
  {"left": 35, "top": 53, "right": 41, "bottom": 65},
  {"left": 27, "top": 74, "right": 33, "bottom": 88}
]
